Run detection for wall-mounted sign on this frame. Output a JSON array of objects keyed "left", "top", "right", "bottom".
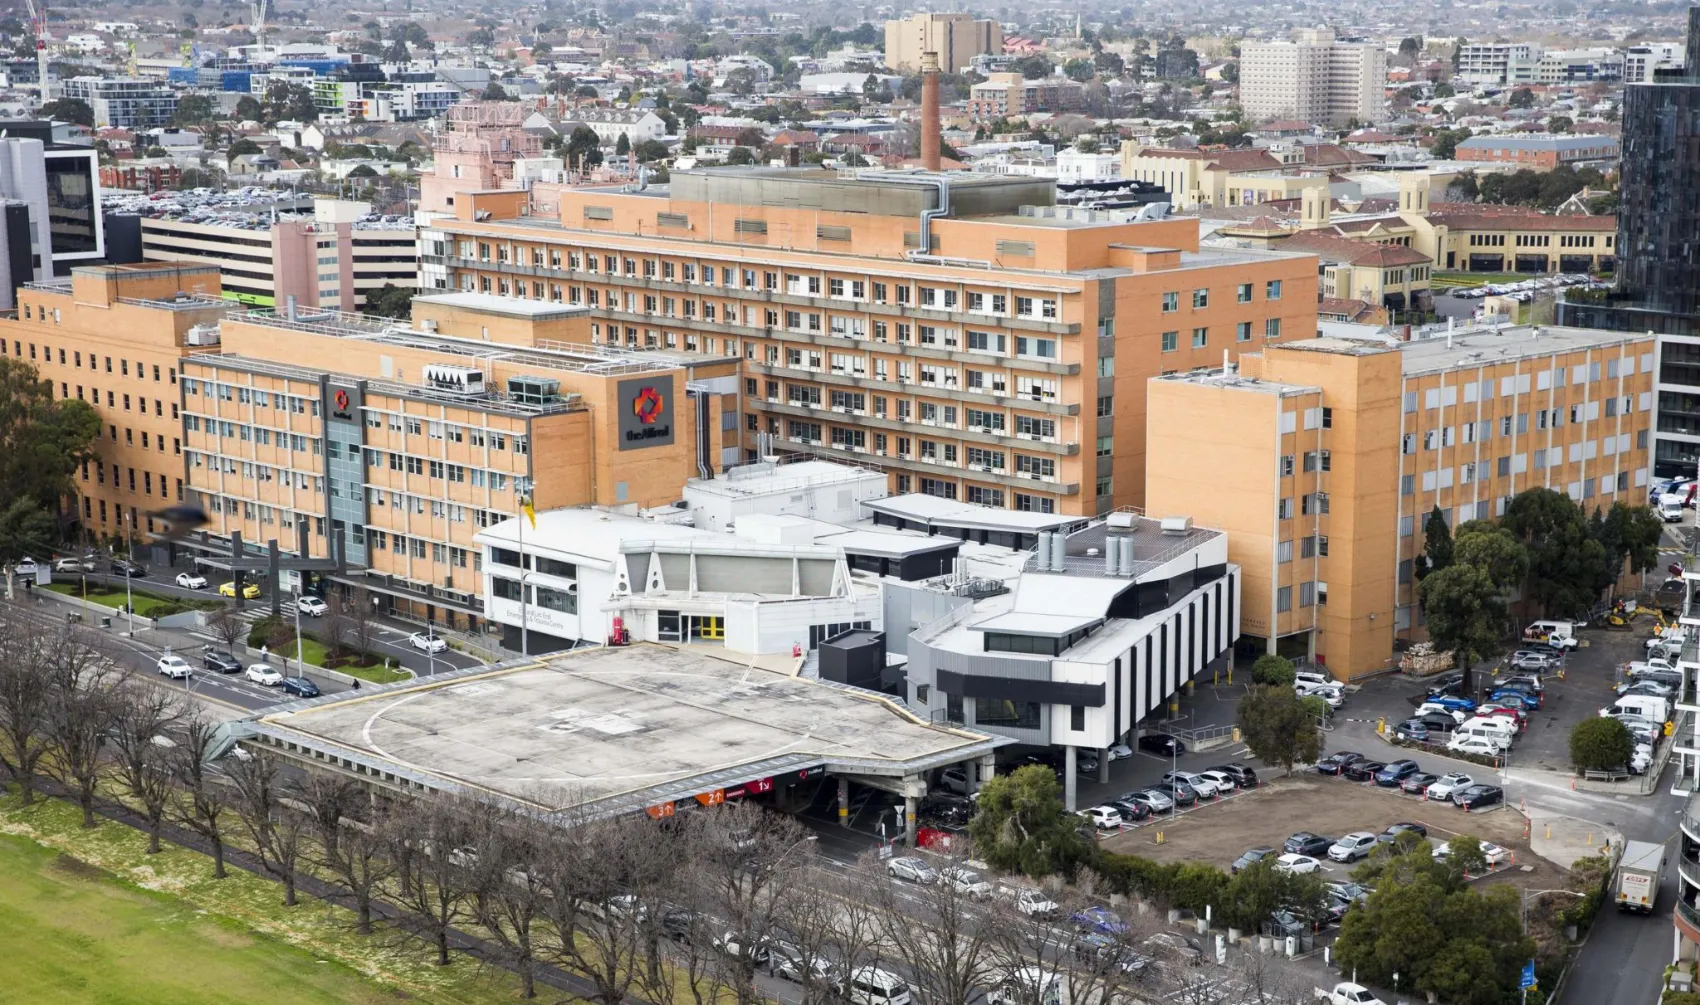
[{"left": 617, "top": 376, "right": 675, "bottom": 450}]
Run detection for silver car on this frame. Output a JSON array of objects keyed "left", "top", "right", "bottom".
[{"left": 886, "top": 856, "right": 938, "bottom": 884}]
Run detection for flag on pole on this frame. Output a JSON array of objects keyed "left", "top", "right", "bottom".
[{"left": 521, "top": 496, "right": 537, "bottom": 529}]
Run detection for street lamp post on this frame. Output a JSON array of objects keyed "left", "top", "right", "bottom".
[
  {"left": 292, "top": 576, "right": 303, "bottom": 678},
  {"left": 124, "top": 526, "right": 136, "bottom": 637}
]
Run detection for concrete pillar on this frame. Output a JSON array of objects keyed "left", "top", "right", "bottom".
[
  {"left": 1064, "top": 744, "right": 1078, "bottom": 812},
  {"left": 1098, "top": 747, "right": 1110, "bottom": 783},
  {"left": 904, "top": 795, "right": 918, "bottom": 848},
  {"left": 837, "top": 777, "right": 850, "bottom": 827},
  {"left": 977, "top": 753, "right": 997, "bottom": 792}
]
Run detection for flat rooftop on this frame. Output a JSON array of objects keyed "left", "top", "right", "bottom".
[
  {"left": 687, "top": 458, "right": 886, "bottom": 500},
  {"left": 1389, "top": 324, "right": 1655, "bottom": 375},
  {"left": 412, "top": 290, "right": 592, "bottom": 320},
  {"left": 864, "top": 494, "right": 1084, "bottom": 533},
  {"left": 245, "top": 645, "right": 1005, "bottom": 817}
]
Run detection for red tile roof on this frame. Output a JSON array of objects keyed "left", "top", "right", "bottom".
[
  {"left": 1427, "top": 207, "right": 1617, "bottom": 231},
  {"left": 1279, "top": 232, "right": 1432, "bottom": 267}
]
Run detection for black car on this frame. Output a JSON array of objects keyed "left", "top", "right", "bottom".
[
  {"left": 200, "top": 650, "right": 242, "bottom": 674},
  {"left": 1137, "top": 733, "right": 1187, "bottom": 756},
  {"left": 1456, "top": 784, "right": 1505, "bottom": 810},
  {"left": 280, "top": 676, "right": 321, "bottom": 698},
  {"left": 1400, "top": 772, "right": 1439, "bottom": 794},
  {"left": 110, "top": 558, "right": 146, "bottom": 577},
  {"left": 920, "top": 793, "right": 975, "bottom": 827},
  {"left": 1109, "top": 796, "right": 1153, "bottom": 822},
  {"left": 1316, "top": 751, "right": 1364, "bottom": 775},
  {"left": 1341, "top": 760, "right": 1386, "bottom": 782},
  {"left": 1425, "top": 673, "right": 1465, "bottom": 698},
  {"left": 1232, "top": 846, "right": 1276, "bottom": 873},
  {"left": 1416, "top": 715, "right": 1457, "bottom": 734},
  {"left": 1379, "top": 822, "right": 1429, "bottom": 843},
  {"left": 1209, "top": 762, "right": 1259, "bottom": 788},
  {"left": 1154, "top": 778, "right": 1198, "bottom": 806},
  {"left": 1393, "top": 719, "right": 1430, "bottom": 742},
  {"left": 661, "top": 909, "right": 703, "bottom": 943},
  {"left": 1283, "top": 832, "right": 1333, "bottom": 857}
]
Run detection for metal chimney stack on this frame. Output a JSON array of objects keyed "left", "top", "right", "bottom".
[
  {"left": 920, "top": 51, "right": 942, "bottom": 172},
  {"left": 1036, "top": 532, "right": 1051, "bottom": 571},
  {"left": 1048, "top": 531, "right": 1066, "bottom": 572}
]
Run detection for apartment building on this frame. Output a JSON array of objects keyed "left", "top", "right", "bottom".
[
  {"left": 419, "top": 168, "right": 1319, "bottom": 515},
  {"left": 179, "top": 291, "right": 738, "bottom": 628},
  {"left": 136, "top": 198, "right": 416, "bottom": 310},
  {"left": 1625, "top": 42, "right": 1685, "bottom": 84},
  {"left": 58, "top": 77, "right": 179, "bottom": 129},
  {"left": 1455, "top": 43, "right": 1540, "bottom": 85},
  {"left": 2, "top": 263, "right": 233, "bottom": 541},
  {"left": 966, "top": 73, "right": 1087, "bottom": 120},
  {"left": 884, "top": 12, "right": 1001, "bottom": 74},
  {"left": 1146, "top": 325, "right": 1656, "bottom": 680},
  {"left": 1456, "top": 134, "right": 1622, "bottom": 169},
  {"left": 1238, "top": 28, "right": 1386, "bottom": 127}
]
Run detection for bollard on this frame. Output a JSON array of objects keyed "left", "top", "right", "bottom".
[
  {"left": 1546, "top": 823, "right": 1552, "bottom": 840},
  {"left": 1155, "top": 830, "right": 1165, "bottom": 845},
  {"left": 1587, "top": 832, "right": 1594, "bottom": 846}
]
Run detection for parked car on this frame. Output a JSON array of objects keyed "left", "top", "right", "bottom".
[
  {"left": 1209, "top": 763, "right": 1259, "bottom": 788},
  {"left": 770, "top": 942, "right": 838, "bottom": 984},
  {"left": 1154, "top": 779, "right": 1198, "bottom": 806},
  {"left": 886, "top": 857, "right": 937, "bottom": 884},
  {"left": 1162, "top": 770, "right": 1219, "bottom": 799},
  {"left": 1415, "top": 703, "right": 1469, "bottom": 725},
  {"left": 1375, "top": 760, "right": 1421, "bottom": 785},
  {"left": 1495, "top": 672, "right": 1546, "bottom": 693},
  {"left": 1298, "top": 682, "right": 1346, "bottom": 708},
  {"left": 1491, "top": 687, "right": 1542, "bottom": 710},
  {"left": 201, "top": 650, "right": 242, "bottom": 674},
  {"left": 1071, "top": 932, "right": 1152, "bottom": 974},
  {"left": 1618, "top": 680, "right": 1676, "bottom": 699},
  {"left": 174, "top": 572, "right": 207, "bottom": 590},
  {"left": 712, "top": 931, "right": 771, "bottom": 966},
  {"left": 1000, "top": 885, "right": 1061, "bottom": 918},
  {"left": 1107, "top": 741, "right": 1133, "bottom": 760},
  {"left": 660, "top": 909, "right": 703, "bottom": 943},
  {"left": 1428, "top": 695, "right": 1477, "bottom": 713},
  {"left": 1283, "top": 832, "right": 1333, "bottom": 857},
  {"left": 1316, "top": 751, "right": 1365, "bottom": 776},
  {"left": 1400, "top": 772, "right": 1439, "bottom": 794},
  {"left": 109, "top": 558, "right": 145, "bottom": 577},
  {"left": 1425, "top": 773, "right": 1475, "bottom": 801},
  {"left": 1454, "top": 784, "right": 1506, "bottom": 810},
  {"left": 156, "top": 655, "right": 191, "bottom": 679},
  {"left": 1109, "top": 796, "right": 1153, "bottom": 822},
  {"left": 1121, "top": 789, "right": 1174, "bottom": 815},
  {"left": 219, "top": 581, "right": 260, "bottom": 599},
  {"left": 1070, "top": 906, "right": 1129, "bottom": 935},
  {"left": 280, "top": 676, "right": 321, "bottom": 698},
  {"left": 410, "top": 632, "right": 448, "bottom": 654},
  {"left": 1379, "top": 822, "right": 1429, "bottom": 843},
  {"left": 1080, "top": 805, "right": 1126, "bottom": 830},
  {"left": 1425, "top": 673, "right": 1465, "bottom": 698},
  {"left": 939, "top": 866, "right": 992, "bottom": 899},
  {"left": 1447, "top": 735, "right": 1504, "bottom": 758},
  {"left": 1232, "top": 846, "right": 1277, "bottom": 873},
  {"left": 1327, "top": 832, "right": 1379, "bottom": 862},
  {"left": 1137, "top": 733, "right": 1186, "bottom": 755},
  {"left": 53, "top": 556, "right": 93, "bottom": 573},
  {"left": 1342, "top": 760, "right": 1386, "bottom": 782},
  {"left": 1195, "top": 769, "right": 1238, "bottom": 794},
  {"left": 1077, "top": 753, "right": 1101, "bottom": 775},
  {"left": 1274, "top": 853, "right": 1322, "bottom": 875},
  {"left": 296, "top": 596, "right": 328, "bottom": 616},
  {"left": 1434, "top": 840, "right": 1511, "bottom": 867},
  {"left": 244, "top": 664, "right": 283, "bottom": 686},
  {"left": 1393, "top": 720, "right": 1430, "bottom": 742},
  {"left": 1509, "top": 651, "right": 1558, "bottom": 671}
]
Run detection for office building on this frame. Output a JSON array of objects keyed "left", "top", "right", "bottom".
[
  {"left": 419, "top": 167, "right": 1319, "bottom": 515},
  {"left": 1144, "top": 325, "right": 1656, "bottom": 680},
  {"left": 1455, "top": 43, "right": 1540, "bottom": 85},
  {"left": 1238, "top": 28, "right": 1386, "bottom": 127},
  {"left": 884, "top": 12, "right": 1001, "bottom": 74},
  {"left": 1533, "top": 48, "right": 1624, "bottom": 84},
  {"left": 1455, "top": 134, "right": 1621, "bottom": 169},
  {"left": 1625, "top": 42, "right": 1685, "bottom": 84},
  {"left": 58, "top": 77, "right": 179, "bottom": 129}
]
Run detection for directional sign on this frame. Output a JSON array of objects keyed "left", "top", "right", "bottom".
[{"left": 1520, "top": 960, "right": 1537, "bottom": 990}]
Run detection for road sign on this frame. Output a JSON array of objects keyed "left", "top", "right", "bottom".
[{"left": 1521, "top": 960, "right": 1537, "bottom": 990}]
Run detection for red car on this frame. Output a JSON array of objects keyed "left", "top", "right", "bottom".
[{"left": 1476, "top": 705, "right": 1528, "bottom": 730}]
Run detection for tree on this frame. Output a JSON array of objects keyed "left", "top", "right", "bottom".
[
  {"left": 1452, "top": 521, "right": 1529, "bottom": 590},
  {"left": 1507, "top": 87, "right": 1535, "bottom": 108},
  {"left": 467, "top": 27, "right": 495, "bottom": 47},
  {"left": 725, "top": 146, "right": 755, "bottom": 165},
  {"left": 1502, "top": 487, "right": 1607, "bottom": 617},
  {"left": 968, "top": 764, "right": 1092, "bottom": 878},
  {"left": 384, "top": 796, "right": 475, "bottom": 965},
  {"left": 1250, "top": 652, "right": 1296, "bottom": 687},
  {"left": 1236, "top": 685, "right": 1323, "bottom": 776},
  {"left": 1418, "top": 563, "right": 1507, "bottom": 692},
  {"left": 362, "top": 282, "right": 414, "bottom": 320},
  {"left": 0, "top": 622, "right": 56, "bottom": 804},
  {"left": 41, "top": 97, "right": 93, "bottom": 126},
  {"left": 346, "top": 164, "right": 377, "bottom": 178},
  {"left": 1431, "top": 126, "right": 1472, "bottom": 160},
  {"left": 228, "top": 137, "right": 261, "bottom": 158},
  {"left": 1598, "top": 502, "right": 1664, "bottom": 587},
  {"left": 172, "top": 93, "right": 215, "bottom": 125},
  {"left": 42, "top": 653, "right": 121, "bottom": 828},
  {"left": 481, "top": 80, "right": 508, "bottom": 100},
  {"left": 1398, "top": 36, "right": 1425, "bottom": 62},
  {"left": 1416, "top": 505, "right": 1453, "bottom": 581},
  {"left": 1433, "top": 82, "right": 1456, "bottom": 98},
  {"left": 563, "top": 125, "right": 603, "bottom": 171},
  {"left": 1013, "top": 55, "right": 1053, "bottom": 80},
  {"left": 227, "top": 752, "right": 308, "bottom": 906},
  {"left": 1062, "top": 58, "right": 1095, "bottom": 82},
  {"left": 632, "top": 139, "right": 669, "bottom": 162},
  {"left": 614, "top": 132, "right": 631, "bottom": 157},
  {"left": 1547, "top": 115, "right": 1573, "bottom": 133},
  {"left": 1220, "top": 858, "right": 1328, "bottom": 932},
  {"left": 0, "top": 352, "right": 100, "bottom": 526},
  {"left": 0, "top": 496, "right": 56, "bottom": 565},
  {"left": 169, "top": 710, "right": 233, "bottom": 878},
  {"left": 1220, "top": 61, "right": 1239, "bottom": 83},
  {"left": 1570, "top": 716, "right": 1633, "bottom": 772},
  {"left": 207, "top": 608, "right": 247, "bottom": 653},
  {"left": 108, "top": 681, "right": 183, "bottom": 854}
]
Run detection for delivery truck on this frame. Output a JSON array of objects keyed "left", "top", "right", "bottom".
[{"left": 1615, "top": 840, "right": 1667, "bottom": 914}]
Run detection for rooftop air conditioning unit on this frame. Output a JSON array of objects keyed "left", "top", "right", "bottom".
[
  {"left": 421, "top": 364, "right": 487, "bottom": 395},
  {"left": 1106, "top": 511, "right": 1136, "bottom": 530},
  {"left": 1159, "top": 516, "right": 1193, "bottom": 536}
]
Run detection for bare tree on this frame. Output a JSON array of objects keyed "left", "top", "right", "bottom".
[
  {"left": 207, "top": 608, "right": 248, "bottom": 652},
  {"left": 0, "top": 622, "right": 55, "bottom": 803},
  {"left": 321, "top": 603, "right": 356, "bottom": 660},
  {"left": 295, "top": 772, "right": 360, "bottom": 860},
  {"left": 382, "top": 795, "right": 475, "bottom": 966},
  {"left": 40, "top": 652, "right": 121, "bottom": 828},
  {"left": 868, "top": 845, "right": 1003, "bottom": 1005},
  {"left": 107, "top": 680, "right": 183, "bottom": 853},
  {"left": 317, "top": 797, "right": 394, "bottom": 935},
  {"left": 227, "top": 751, "right": 308, "bottom": 905},
  {"left": 169, "top": 710, "right": 233, "bottom": 878},
  {"left": 774, "top": 855, "right": 891, "bottom": 1005},
  {"left": 542, "top": 812, "right": 678, "bottom": 1005},
  {"left": 348, "top": 587, "right": 378, "bottom": 657},
  {"left": 465, "top": 804, "right": 553, "bottom": 998}
]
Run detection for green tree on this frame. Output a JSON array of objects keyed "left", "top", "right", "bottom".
[
  {"left": 227, "top": 137, "right": 261, "bottom": 158},
  {"left": 563, "top": 125, "right": 603, "bottom": 170},
  {"left": 1597, "top": 502, "right": 1664, "bottom": 588},
  {"left": 480, "top": 80, "right": 508, "bottom": 100},
  {"left": 1433, "top": 82, "right": 1456, "bottom": 98},
  {"left": 346, "top": 164, "right": 377, "bottom": 178},
  {"left": 361, "top": 283, "right": 414, "bottom": 320},
  {"left": 1570, "top": 716, "right": 1633, "bottom": 772},
  {"left": 1547, "top": 115, "right": 1573, "bottom": 133},
  {"left": 0, "top": 358, "right": 99, "bottom": 539},
  {"left": 0, "top": 495, "right": 57, "bottom": 562},
  {"left": 1417, "top": 563, "right": 1507, "bottom": 692},
  {"left": 41, "top": 97, "right": 93, "bottom": 127},
  {"left": 1431, "top": 126, "right": 1472, "bottom": 160},
  {"left": 172, "top": 93, "right": 215, "bottom": 125},
  {"left": 725, "top": 146, "right": 755, "bottom": 165},
  {"left": 861, "top": 72, "right": 880, "bottom": 101},
  {"left": 1220, "top": 858, "right": 1328, "bottom": 931},
  {"left": 1062, "top": 58, "right": 1095, "bottom": 82},
  {"left": 1452, "top": 521, "right": 1529, "bottom": 590},
  {"left": 632, "top": 139, "right": 670, "bottom": 162},
  {"left": 614, "top": 132, "right": 631, "bottom": 157},
  {"left": 967, "top": 764, "right": 1092, "bottom": 878},
  {"left": 1502, "top": 487, "right": 1608, "bottom": 617},
  {"left": 234, "top": 94, "right": 263, "bottom": 121},
  {"left": 1013, "top": 55, "right": 1053, "bottom": 79},
  {"left": 467, "top": 27, "right": 495, "bottom": 47},
  {"left": 1417, "top": 505, "right": 1453, "bottom": 580},
  {"left": 1250, "top": 652, "right": 1296, "bottom": 687},
  {"left": 1507, "top": 87, "right": 1535, "bottom": 108},
  {"left": 1398, "top": 36, "right": 1424, "bottom": 61},
  {"left": 1220, "top": 61, "right": 1239, "bottom": 83},
  {"left": 1235, "top": 685, "right": 1322, "bottom": 776}
]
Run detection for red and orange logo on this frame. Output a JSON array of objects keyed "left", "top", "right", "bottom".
[
  {"left": 632, "top": 386, "right": 664, "bottom": 425},
  {"left": 333, "top": 389, "right": 349, "bottom": 411}
]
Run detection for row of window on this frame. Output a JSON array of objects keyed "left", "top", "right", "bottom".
[
  {"left": 184, "top": 378, "right": 320, "bottom": 415},
  {"left": 1403, "top": 357, "right": 1653, "bottom": 411},
  {"left": 1401, "top": 409, "right": 1649, "bottom": 455},
  {"left": 491, "top": 577, "right": 578, "bottom": 614},
  {"left": 1274, "top": 580, "right": 1328, "bottom": 612},
  {"left": 758, "top": 380, "right": 1063, "bottom": 437},
  {"left": 60, "top": 381, "right": 178, "bottom": 424},
  {"left": 1275, "top": 535, "right": 1330, "bottom": 563},
  {"left": 22, "top": 339, "right": 177, "bottom": 385},
  {"left": 80, "top": 461, "right": 178, "bottom": 501},
  {"left": 1404, "top": 435, "right": 1647, "bottom": 493},
  {"left": 892, "top": 471, "right": 1057, "bottom": 513},
  {"left": 1161, "top": 320, "right": 1283, "bottom": 351},
  {"left": 361, "top": 448, "right": 525, "bottom": 491},
  {"left": 779, "top": 420, "right": 1058, "bottom": 477},
  {"left": 1160, "top": 281, "right": 1284, "bottom": 312}
]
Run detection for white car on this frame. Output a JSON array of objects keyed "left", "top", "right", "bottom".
[
  {"left": 940, "top": 866, "right": 992, "bottom": 899},
  {"left": 245, "top": 664, "right": 284, "bottom": 686},
  {"left": 174, "top": 572, "right": 207, "bottom": 589},
  {"left": 410, "top": 632, "right": 448, "bottom": 654},
  {"left": 1107, "top": 741, "right": 1134, "bottom": 760},
  {"left": 1196, "top": 769, "right": 1238, "bottom": 794},
  {"left": 1447, "top": 735, "right": 1504, "bottom": 758},
  {"left": 156, "top": 655, "right": 192, "bottom": 679},
  {"left": 1415, "top": 703, "right": 1469, "bottom": 725},
  {"left": 1166, "top": 771, "right": 1219, "bottom": 799},
  {"left": 886, "top": 856, "right": 938, "bottom": 884},
  {"left": 1081, "top": 805, "right": 1126, "bottom": 830},
  {"left": 1274, "top": 853, "right": 1322, "bottom": 875},
  {"left": 296, "top": 596, "right": 328, "bottom": 616},
  {"left": 1425, "top": 773, "right": 1474, "bottom": 802},
  {"left": 1327, "top": 832, "right": 1379, "bottom": 863},
  {"left": 1432, "top": 840, "right": 1511, "bottom": 867},
  {"left": 1297, "top": 683, "right": 1345, "bottom": 709},
  {"left": 13, "top": 557, "right": 36, "bottom": 576},
  {"left": 53, "top": 556, "right": 91, "bottom": 573}
]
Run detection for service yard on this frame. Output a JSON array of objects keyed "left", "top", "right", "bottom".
[{"left": 1100, "top": 773, "right": 1540, "bottom": 883}]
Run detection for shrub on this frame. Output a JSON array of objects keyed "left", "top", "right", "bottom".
[
  {"left": 1251, "top": 653, "right": 1296, "bottom": 687},
  {"left": 1570, "top": 717, "right": 1633, "bottom": 773}
]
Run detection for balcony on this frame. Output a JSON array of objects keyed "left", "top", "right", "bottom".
[
  {"left": 1684, "top": 796, "right": 1700, "bottom": 844},
  {"left": 1679, "top": 897, "right": 1700, "bottom": 947}
]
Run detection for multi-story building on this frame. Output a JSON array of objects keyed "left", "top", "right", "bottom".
[
  {"left": 1145, "top": 325, "right": 1656, "bottom": 679},
  {"left": 1276, "top": 231, "right": 1433, "bottom": 319},
  {"left": 1455, "top": 43, "right": 1540, "bottom": 85},
  {"left": 1533, "top": 48, "right": 1625, "bottom": 84},
  {"left": 1238, "top": 28, "right": 1386, "bottom": 127},
  {"left": 1455, "top": 134, "right": 1622, "bottom": 169},
  {"left": 966, "top": 72, "right": 1087, "bottom": 120},
  {"left": 419, "top": 168, "right": 1319, "bottom": 515},
  {"left": 884, "top": 12, "right": 1001, "bottom": 74},
  {"left": 1625, "top": 42, "right": 1685, "bottom": 84},
  {"left": 58, "top": 77, "right": 178, "bottom": 129},
  {"left": 132, "top": 197, "right": 415, "bottom": 310}
]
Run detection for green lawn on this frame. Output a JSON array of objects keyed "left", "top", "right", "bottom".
[
  {"left": 41, "top": 582, "right": 193, "bottom": 618},
  {"left": 0, "top": 794, "right": 523, "bottom": 1003},
  {"left": 267, "top": 635, "right": 410, "bottom": 684}
]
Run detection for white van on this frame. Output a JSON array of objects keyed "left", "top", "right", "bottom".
[
  {"left": 987, "top": 968, "right": 1062, "bottom": 1005},
  {"left": 1603, "top": 695, "right": 1671, "bottom": 724},
  {"left": 1454, "top": 719, "right": 1514, "bottom": 751},
  {"left": 1524, "top": 621, "right": 1578, "bottom": 649},
  {"left": 841, "top": 968, "right": 912, "bottom": 1005},
  {"left": 1662, "top": 494, "right": 1687, "bottom": 523}
]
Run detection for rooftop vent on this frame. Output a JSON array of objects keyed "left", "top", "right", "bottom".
[
  {"left": 1159, "top": 516, "right": 1193, "bottom": 536},
  {"left": 421, "top": 364, "right": 486, "bottom": 396}
]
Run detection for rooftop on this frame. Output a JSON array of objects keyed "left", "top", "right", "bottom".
[
  {"left": 1388, "top": 323, "right": 1656, "bottom": 375},
  {"left": 686, "top": 457, "right": 886, "bottom": 501},
  {"left": 863, "top": 494, "right": 1084, "bottom": 534},
  {"left": 244, "top": 645, "right": 1007, "bottom": 818},
  {"left": 411, "top": 290, "right": 591, "bottom": 320}
]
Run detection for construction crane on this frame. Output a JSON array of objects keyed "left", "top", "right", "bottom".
[
  {"left": 22, "top": 0, "right": 48, "bottom": 107},
  {"left": 249, "top": 0, "right": 268, "bottom": 53}
]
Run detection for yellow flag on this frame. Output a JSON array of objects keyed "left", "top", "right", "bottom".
[{"left": 521, "top": 497, "right": 537, "bottom": 529}]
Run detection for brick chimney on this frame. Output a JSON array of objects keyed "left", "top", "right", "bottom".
[{"left": 921, "top": 50, "right": 941, "bottom": 172}]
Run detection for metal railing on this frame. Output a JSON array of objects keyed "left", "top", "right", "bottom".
[{"left": 1678, "top": 897, "right": 1700, "bottom": 936}]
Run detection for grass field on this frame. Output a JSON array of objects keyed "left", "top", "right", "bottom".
[
  {"left": 1431, "top": 271, "right": 1526, "bottom": 289},
  {"left": 41, "top": 582, "right": 197, "bottom": 618}
]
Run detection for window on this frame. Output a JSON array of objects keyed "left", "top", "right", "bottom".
[
  {"left": 1191, "top": 327, "right": 1208, "bottom": 348},
  {"left": 1266, "top": 280, "right": 1283, "bottom": 300},
  {"left": 1161, "top": 330, "right": 1178, "bottom": 352},
  {"left": 1237, "top": 321, "right": 1252, "bottom": 342},
  {"left": 1277, "top": 540, "right": 1293, "bottom": 563},
  {"left": 1192, "top": 289, "right": 1208, "bottom": 309},
  {"left": 1276, "top": 586, "right": 1293, "bottom": 613},
  {"left": 1237, "top": 282, "right": 1253, "bottom": 304},
  {"left": 1265, "top": 318, "right": 1282, "bottom": 339},
  {"left": 1070, "top": 705, "right": 1086, "bottom": 731},
  {"left": 1096, "top": 395, "right": 1113, "bottom": 417}
]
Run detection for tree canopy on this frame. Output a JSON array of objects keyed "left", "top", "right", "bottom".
[
  {"left": 966, "top": 764, "right": 1091, "bottom": 878},
  {"left": 1502, "top": 487, "right": 1608, "bottom": 618},
  {"left": 1235, "top": 685, "right": 1323, "bottom": 776},
  {"left": 1570, "top": 716, "right": 1633, "bottom": 772},
  {"left": 41, "top": 97, "right": 93, "bottom": 127},
  {"left": 0, "top": 357, "right": 99, "bottom": 553}
]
